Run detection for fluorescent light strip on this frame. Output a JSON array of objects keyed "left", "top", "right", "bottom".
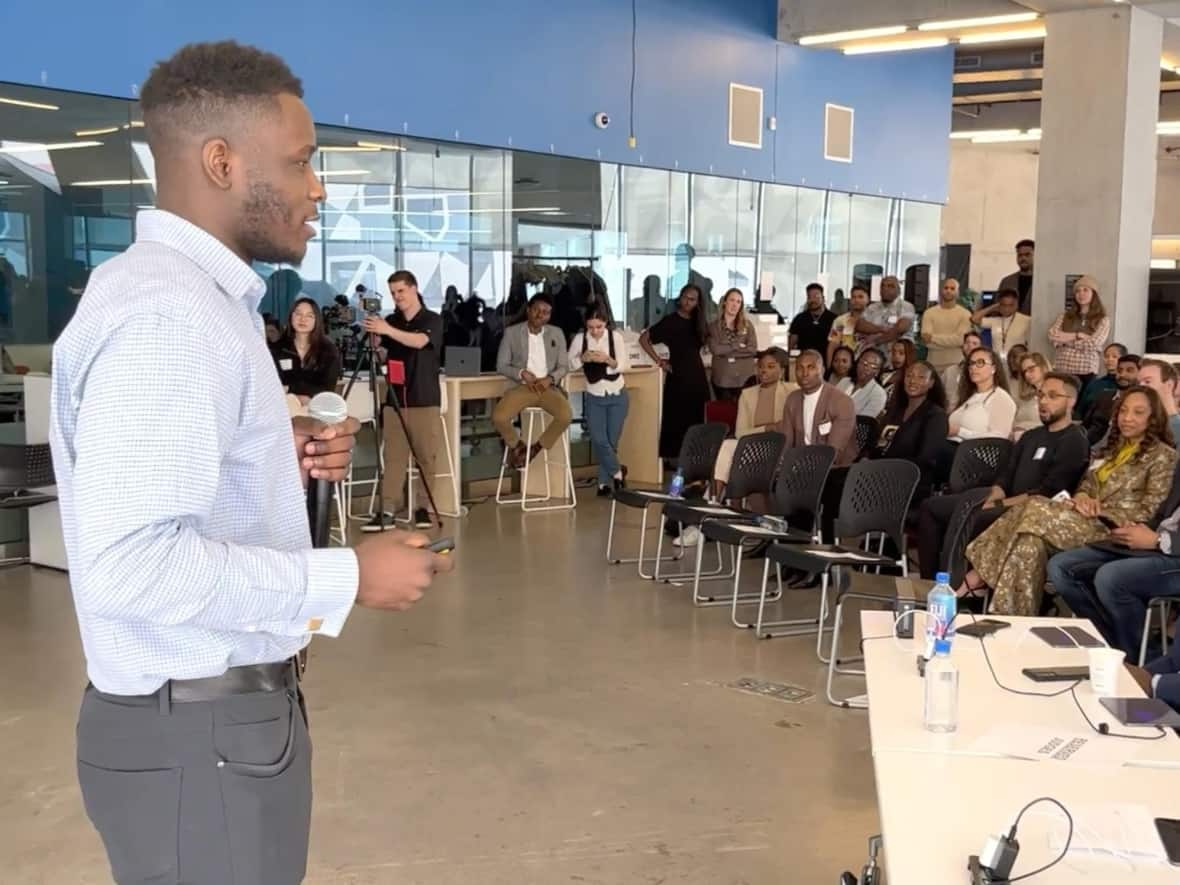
[
  {"left": 318, "top": 170, "right": 371, "bottom": 177},
  {"left": 919, "top": 12, "right": 1038, "bottom": 31},
  {"left": 356, "top": 140, "right": 405, "bottom": 151},
  {"left": 799, "top": 25, "right": 907, "bottom": 46},
  {"left": 0, "top": 140, "right": 103, "bottom": 154},
  {"left": 958, "top": 27, "right": 1046, "bottom": 46},
  {"left": 75, "top": 126, "right": 120, "bottom": 137},
  {"left": 844, "top": 37, "right": 948, "bottom": 55},
  {"left": 0, "top": 95, "right": 59, "bottom": 111},
  {"left": 950, "top": 129, "right": 1020, "bottom": 140},
  {"left": 319, "top": 146, "right": 381, "bottom": 153},
  {"left": 69, "top": 178, "right": 155, "bottom": 187}
]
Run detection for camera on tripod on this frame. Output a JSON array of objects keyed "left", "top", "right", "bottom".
[{"left": 361, "top": 296, "right": 383, "bottom": 314}]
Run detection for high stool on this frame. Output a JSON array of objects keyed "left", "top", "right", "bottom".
[{"left": 495, "top": 406, "right": 576, "bottom": 512}]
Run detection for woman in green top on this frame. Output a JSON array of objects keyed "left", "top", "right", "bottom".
[{"left": 961, "top": 386, "right": 1177, "bottom": 616}]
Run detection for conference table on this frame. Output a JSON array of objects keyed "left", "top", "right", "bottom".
[{"left": 860, "top": 610, "right": 1180, "bottom": 884}]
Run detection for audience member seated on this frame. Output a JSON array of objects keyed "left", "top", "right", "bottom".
[
  {"left": 1138, "top": 358, "right": 1180, "bottom": 443},
  {"left": 972, "top": 287, "right": 1030, "bottom": 362},
  {"left": 707, "top": 287, "right": 758, "bottom": 400},
  {"left": 837, "top": 349, "right": 887, "bottom": 418},
  {"left": 1012, "top": 352, "right": 1052, "bottom": 437},
  {"left": 493, "top": 294, "right": 572, "bottom": 468},
  {"left": 917, "top": 372, "right": 1089, "bottom": 579},
  {"left": 776, "top": 350, "right": 857, "bottom": 465},
  {"left": 881, "top": 339, "right": 917, "bottom": 397},
  {"left": 1127, "top": 645, "right": 1180, "bottom": 714},
  {"left": 1048, "top": 459, "right": 1180, "bottom": 659},
  {"left": 1083, "top": 352, "right": 1139, "bottom": 445},
  {"left": 827, "top": 345, "right": 854, "bottom": 386},
  {"left": 271, "top": 296, "right": 343, "bottom": 403},
  {"left": 962, "top": 386, "right": 1178, "bottom": 616},
  {"left": 262, "top": 313, "right": 282, "bottom": 349},
  {"left": 949, "top": 347, "right": 1016, "bottom": 442},
  {"left": 919, "top": 277, "right": 973, "bottom": 374},
  {"left": 713, "top": 350, "right": 797, "bottom": 485},
  {"left": 873, "top": 361, "right": 948, "bottom": 502},
  {"left": 942, "top": 331, "right": 984, "bottom": 411},
  {"left": 1048, "top": 275, "right": 1110, "bottom": 389},
  {"left": 1078, "top": 343, "right": 1126, "bottom": 417},
  {"left": 1005, "top": 344, "right": 1028, "bottom": 388},
  {"left": 827, "top": 284, "right": 868, "bottom": 364}
]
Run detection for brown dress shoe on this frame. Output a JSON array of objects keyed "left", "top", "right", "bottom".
[{"left": 509, "top": 441, "right": 527, "bottom": 468}]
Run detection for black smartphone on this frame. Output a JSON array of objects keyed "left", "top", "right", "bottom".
[
  {"left": 1097, "top": 513, "right": 1120, "bottom": 530},
  {"left": 959, "top": 619, "right": 1012, "bottom": 639},
  {"left": 1022, "top": 666, "right": 1090, "bottom": 683},
  {"left": 1156, "top": 818, "right": 1180, "bottom": 866},
  {"left": 427, "top": 536, "right": 455, "bottom": 554},
  {"left": 1060, "top": 625, "right": 1104, "bottom": 648},
  {"left": 1030, "top": 626, "right": 1076, "bottom": 648}
]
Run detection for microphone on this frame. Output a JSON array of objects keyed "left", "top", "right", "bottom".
[{"left": 306, "top": 391, "right": 348, "bottom": 548}]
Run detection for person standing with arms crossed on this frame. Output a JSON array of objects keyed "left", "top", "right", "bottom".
[
  {"left": 362, "top": 270, "right": 444, "bottom": 531},
  {"left": 50, "top": 42, "right": 452, "bottom": 885}
]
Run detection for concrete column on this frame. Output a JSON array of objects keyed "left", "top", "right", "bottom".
[{"left": 1031, "top": 5, "right": 1162, "bottom": 353}]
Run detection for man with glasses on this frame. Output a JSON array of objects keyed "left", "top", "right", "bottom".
[{"left": 917, "top": 372, "right": 1090, "bottom": 579}]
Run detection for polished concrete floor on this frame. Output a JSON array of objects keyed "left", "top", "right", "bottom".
[{"left": 0, "top": 494, "right": 883, "bottom": 884}]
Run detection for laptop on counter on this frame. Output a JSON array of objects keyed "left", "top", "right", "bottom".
[{"left": 444, "top": 346, "right": 481, "bottom": 377}]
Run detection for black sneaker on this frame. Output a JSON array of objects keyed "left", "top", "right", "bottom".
[
  {"left": 413, "top": 508, "right": 433, "bottom": 529},
  {"left": 597, "top": 484, "right": 612, "bottom": 497},
  {"left": 362, "top": 512, "right": 396, "bottom": 532}
]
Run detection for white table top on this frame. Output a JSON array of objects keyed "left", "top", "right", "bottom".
[
  {"left": 874, "top": 750, "right": 1180, "bottom": 885},
  {"left": 861, "top": 611, "right": 1180, "bottom": 768}
]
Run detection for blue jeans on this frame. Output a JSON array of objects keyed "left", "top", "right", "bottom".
[
  {"left": 584, "top": 391, "right": 629, "bottom": 486},
  {"left": 1047, "top": 546, "right": 1180, "bottom": 658}
]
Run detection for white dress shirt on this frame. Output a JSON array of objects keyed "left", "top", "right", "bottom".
[
  {"left": 526, "top": 329, "right": 548, "bottom": 380},
  {"left": 802, "top": 389, "right": 822, "bottom": 445},
  {"left": 568, "top": 329, "right": 629, "bottom": 396},
  {"left": 837, "top": 377, "right": 887, "bottom": 418},
  {"left": 50, "top": 210, "right": 358, "bottom": 695}
]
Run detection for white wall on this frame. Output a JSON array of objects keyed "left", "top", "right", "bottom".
[{"left": 941, "top": 141, "right": 1180, "bottom": 290}]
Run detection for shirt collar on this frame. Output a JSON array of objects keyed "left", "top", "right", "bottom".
[{"left": 136, "top": 209, "right": 267, "bottom": 304}]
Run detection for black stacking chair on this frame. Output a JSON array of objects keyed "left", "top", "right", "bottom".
[
  {"left": 765, "top": 459, "right": 920, "bottom": 707},
  {"left": 0, "top": 443, "right": 56, "bottom": 567},
  {"left": 605, "top": 422, "right": 727, "bottom": 579},
  {"left": 947, "top": 437, "right": 1012, "bottom": 495},
  {"left": 659, "top": 431, "right": 786, "bottom": 601},
  {"left": 853, "top": 415, "right": 879, "bottom": 458}
]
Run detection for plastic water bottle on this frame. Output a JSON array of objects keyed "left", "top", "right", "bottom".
[
  {"left": 668, "top": 467, "right": 685, "bottom": 498},
  {"left": 924, "top": 571, "right": 957, "bottom": 659},
  {"left": 924, "top": 639, "right": 959, "bottom": 733}
]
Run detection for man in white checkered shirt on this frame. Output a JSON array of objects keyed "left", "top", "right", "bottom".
[{"left": 51, "top": 42, "right": 453, "bottom": 884}]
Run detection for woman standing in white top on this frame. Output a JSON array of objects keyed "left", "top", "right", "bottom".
[
  {"left": 569, "top": 309, "right": 631, "bottom": 496},
  {"left": 949, "top": 347, "right": 1017, "bottom": 441}
]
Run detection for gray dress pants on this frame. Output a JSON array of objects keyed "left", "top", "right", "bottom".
[{"left": 76, "top": 679, "right": 311, "bottom": 884}]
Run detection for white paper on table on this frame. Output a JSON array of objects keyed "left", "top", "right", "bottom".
[
  {"left": 1042, "top": 803, "right": 1167, "bottom": 867},
  {"left": 968, "top": 725, "right": 1147, "bottom": 766}
]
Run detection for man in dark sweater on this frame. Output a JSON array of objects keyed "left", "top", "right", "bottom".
[
  {"left": 1048, "top": 459, "right": 1180, "bottom": 658},
  {"left": 917, "top": 372, "right": 1090, "bottom": 578}
]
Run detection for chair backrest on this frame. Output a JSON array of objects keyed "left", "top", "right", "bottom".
[
  {"left": 723, "top": 431, "right": 786, "bottom": 501},
  {"left": 703, "top": 399, "right": 739, "bottom": 435},
  {"left": 770, "top": 445, "right": 835, "bottom": 533},
  {"left": 835, "top": 458, "right": 921, "bottom": 554},
  {"left": 677, "top": 422, "right": 729, "bottom": 484},
  {"left": 0, "top": 443, "right": 53, "bottom": 490},
  {"left": 948, "top": 437, "right": 1013, "bottom": 494},
  {"left": 854, "top": 415, "right": 879, "bottom": 456},
  {"left": 941, "top": 487, "right": 991, "bottom": 587}
]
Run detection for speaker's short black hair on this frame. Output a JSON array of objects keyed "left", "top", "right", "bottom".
[
  {"left": 387, "top": 270, "right": 418, "bottom": 288},
  {"left": 1016, "top": 238, "right": 1035, "bottom": 251},
  {"left": 140, "top": 41, "right": 302, "bottom": 145},
  {"left": 806, "top": 282, "right": 824, "bottom": 295},
  {"left": 528, "top": 293, "right": 553, "bottom": 308},
  {"left": 1043, "top": 372, "right": 1080, "bottom": 397},
  {"left": 1119, "top": 353, "right": 1142, "bottom": 368}
]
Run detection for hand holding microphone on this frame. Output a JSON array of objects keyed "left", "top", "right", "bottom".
[{"left": 301, "top": 392, "right": 353, "bottom": 548}]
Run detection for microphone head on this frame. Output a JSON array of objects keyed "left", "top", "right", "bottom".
[{"left": 307, "top": 391, "right": 348, "bottom": 425}]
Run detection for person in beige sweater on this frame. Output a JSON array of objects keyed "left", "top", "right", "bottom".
[{"left": 920, "top": 278, "right": 974, "bottom": 373}]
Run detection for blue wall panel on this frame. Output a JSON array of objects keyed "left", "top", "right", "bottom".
[{"left": 0, "top": 0, "right": 952, "bottom": 200}]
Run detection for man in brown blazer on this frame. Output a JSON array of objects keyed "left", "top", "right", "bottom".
[{"left": 777, "top": 349, "right": 858, "bottom": 466}]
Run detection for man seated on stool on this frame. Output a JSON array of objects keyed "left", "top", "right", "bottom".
[
  {"left": 1127, "top": 646, "right": 1180, "bottom": 714},
  {"left": 493, "top": 294, "right": 571, "bottom": 468},
  {"left": 776, "top": 349, "right": 857, "bottom": 465},
  {"left": 1047, "top": 459, "right": 1180, "bottom": 658}
]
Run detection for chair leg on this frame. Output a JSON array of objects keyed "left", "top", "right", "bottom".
[
  {"left": 825, "top": 594, "right": 869, "bottom": 709},
  {"left": 1140, "top": 606, "right": 1154, "bottom": 667},
  {"left": 754, "top": 561, "right": 833, "bottom": 640}
]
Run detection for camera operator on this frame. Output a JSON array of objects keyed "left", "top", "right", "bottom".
[{"left": 362, "top": 270, "right": 443, "bottom": 530}]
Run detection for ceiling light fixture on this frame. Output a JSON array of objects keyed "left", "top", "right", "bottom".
[
  {"left": 69, "top": 178, "right": 156, "bottom": 187},
  {"left": 0, "top": 96, "right": 59, "bottom": 111},
  {"left": 799, "top": 25, "right": 908, "bottom": 46},
  {"left": 844, "top": 37, "right": 949, "bottom": 55},
  {"left": 356, "top": 140, "right": 406, "bottom": 151},
  {"left": 958, "top": 27, "right": 1047, "bottom": 45},
  {"left": 950, "top": 129, "right": 1020, "bottom": 140},
  {"left": 318, "top": 145, "right": 381, "bottom": 153},
  {"left": 75, "top": 126, "right": 120, "bottom": 137},
  {"left": 971, "top": 129, "right": 1041, "bottom": 143},
  {"left": 0, "top": 140, "right": 104, "bottom": 154},
  {"left": 919, "top": 12, "right": 1038, "bottom": 31},
  {"left": 317, "top": 170, "right": 371, "bottom": 177}
]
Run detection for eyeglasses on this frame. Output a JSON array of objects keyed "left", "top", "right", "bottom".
[
  {"left": 968, "top": 359, "right": 992, "bottom": 368},
  {"left": 1036, "top": 390, "right": 1068, "bottom": 401}
]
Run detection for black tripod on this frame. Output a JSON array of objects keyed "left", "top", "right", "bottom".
[{"left": 342, "top": 331, "right": 442, "bottom": 531}]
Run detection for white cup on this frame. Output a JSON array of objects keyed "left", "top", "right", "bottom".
[{"left": 1088, "top": 647, "right": 1125, "bottom": 697}]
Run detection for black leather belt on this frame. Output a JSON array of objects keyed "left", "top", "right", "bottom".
[{"left": 163, "top": 659, "right": 298, "bottom": 705}]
